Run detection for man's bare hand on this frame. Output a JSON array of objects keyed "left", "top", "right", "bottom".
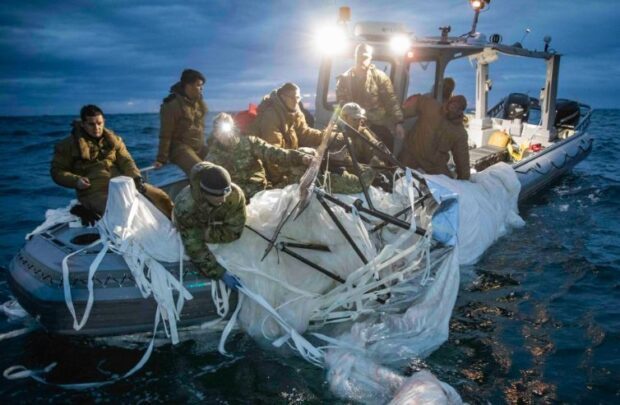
[
  {"left": 301, "top": 155, "right": 314, "bottom": 165},
  {"left": 76, "top": 177, "right": 91, "bottom": 190}
]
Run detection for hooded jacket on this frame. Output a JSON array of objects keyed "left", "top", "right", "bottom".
[
  {"left": 51, "top": 122, "right": 140, "bottom": 199},
  {"left": 249, "top": 91, "right": 323, "bottom": 150},
  {"left": 402, "top": 96, "right": 470, "bottom": 180},
  {"left": 336, "top": 65, "right": 404, "bottom": 129},
  {"left": 157, "top": 82, "right": 208, "bottom": 163},
  {"left": 173, "top": 162, "right": 246, "bottom": 278},
  {"left": 399, "top": 93, "right": 444, "bottom": 169},
  {"left": 434, "top": 114, "right": 470, "bottom": 180}
]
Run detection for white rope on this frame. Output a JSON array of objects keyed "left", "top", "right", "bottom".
[
  {"left": 61, "top": 238, "right": 105, "bottom": 331},
  {"left": 3, "top": 307, "right": 162, "bottom": 390}
]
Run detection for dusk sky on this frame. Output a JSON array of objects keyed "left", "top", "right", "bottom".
[{"left": 1, "top": 0, "right": 618, "bottom": 116}]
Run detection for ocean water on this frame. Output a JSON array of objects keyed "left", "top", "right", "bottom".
[{"left": 0, "top": 111, "right": 618, "bottom": 403}]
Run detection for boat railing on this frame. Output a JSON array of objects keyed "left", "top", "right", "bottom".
[
  {"left": 140, "top": 165, "right": 156, "bottom": 182},
  {"left": 487, "top": 99, "right": 505, "bottom": 118},
  {"left": 574, "top": 103, "right": 592, "bottom": 133}
]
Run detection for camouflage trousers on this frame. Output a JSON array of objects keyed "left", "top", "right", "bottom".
[{"left": 272, "top": 165, "right": 376, "bottom": 195}]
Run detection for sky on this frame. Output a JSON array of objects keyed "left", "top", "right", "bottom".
[{"left": 0, "top": 0, "right": 619, "bottom": 116}]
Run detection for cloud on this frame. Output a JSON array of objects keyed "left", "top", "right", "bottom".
[{"left": 0, "top": 0, "right": 619, "bottom": 115}]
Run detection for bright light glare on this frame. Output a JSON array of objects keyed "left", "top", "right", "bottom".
[
  {"left": 390, "top": 35, "right": 411, "bottom": 55},
  {"left": 315, "top": 26, "right": 347, "bottom": 55},
  {"left": 470, "top": 0, "right": 483, "bottom": 10},
  {"left": 219, "top": 122, "right": 233, "bottom": 133}
]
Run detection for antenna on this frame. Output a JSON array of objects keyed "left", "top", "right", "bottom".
[{"left": 520, "top": 28, "right": 531, "bottom": 44}]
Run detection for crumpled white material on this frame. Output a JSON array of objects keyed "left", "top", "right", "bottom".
[
  {"left": 426, "top": 162, "right": 524, "bottom": 265},
  {"left": 25, "top": 200, "right": 80, "bottom": 240}
]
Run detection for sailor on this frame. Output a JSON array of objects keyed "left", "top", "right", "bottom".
[
  {"left": 338, "top": 102, "right": 391, "bottom": 166},
  {"left": 206, "top": 113, "right": 313, "bottom": 200},
  {"left": 336, "top": 43, "right": 406, "bottom": 156},
  {"left": 399, "top": 77, "right": 455, "bottom": 169},
  {"left": 435, "top": 95, "right": 470, "bottom": 180},
  {"left": 51, "top": 105, "right": 173, "bottom": 220},
  {"left": 249, "top": 82, "right": 324, "bottom": 186},
  {"left": 153, "top": 69, "right": 208, "bottom": 175},
  {"left": 173, "top": 162, "right": 247, "bottom": 280},
  {"left": 407, "top": 95, "right": 470, "bottom": 180}
]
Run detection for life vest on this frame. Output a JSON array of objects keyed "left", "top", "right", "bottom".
[{"left": 234, "top": 103, "right": 258, "bottom": 135}]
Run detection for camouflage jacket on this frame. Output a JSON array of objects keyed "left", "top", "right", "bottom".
[
  {"left": 336, "top": 65, "right": 404, "bottom": 129},
  {"left": 206, "top": 135, "right": 307, "bottom": 199},
  {"left": 157, "top": 82, "right": 208, "bottom": 163},
  {"left": 343, "top": 125, "right": 390, "bottom": 165},
  {"left": 173, "top": 162, "right": 247, "bottom": 279},
  {"left": 50, "top": 122, "right": 140, "bottom": 199},
  {"left": 249, "top": 91, "right": 323, "bottom": 150}
]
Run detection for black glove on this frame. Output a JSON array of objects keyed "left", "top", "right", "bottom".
[
  {"left": 70, "top": 204, "right": 101, "bottom": 227},
  {"left": 133, "top": 176, "right": 147, "bottom": 195}
]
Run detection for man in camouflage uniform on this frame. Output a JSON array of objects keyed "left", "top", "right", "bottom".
[
  {"left": 51, "top": 105, "right": 173, "bottom": 219},
  {"left": 173, "top": 162, "right": 246, "bottom": 279},
  {"left": 249, "top": 82, "right": 324, "bottom": 186},
  {"left": 338, "top": 102, "right": 393, "bottom": 166},
  {"left": 206, "top": 113, "right": 313, "bottom": 200},
  {"left": 336, "top": 43, "right": 406, "bottom": 156},
  {"left": 154, "top": 69, "right": 208, "bottom": 175}
]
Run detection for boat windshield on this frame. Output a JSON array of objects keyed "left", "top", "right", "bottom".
[{"left": 406, "top": 60, "right": 437, "bottom": 98}]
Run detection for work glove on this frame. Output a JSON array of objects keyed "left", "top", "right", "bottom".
[
  {"left": 70, "top": 204, "right": 101, "bottom": 227},
  {"left": 221, "top": 271, "right": 241, "bottom": 291},
  {"left": 133, "top": 176, "right": 147, "bottom": 195}
]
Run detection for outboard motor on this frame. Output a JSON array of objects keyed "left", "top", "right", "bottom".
[
  {"left": 502, "top": 93, "right": 531, "bottom": 122},
  {"left": 555, "top": 99, "right": 580, "bottom": 128}
]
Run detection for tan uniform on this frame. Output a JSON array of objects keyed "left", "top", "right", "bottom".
[
  {"left": 157, "top": 82, "right": 209, "bottom": 175},
  {"left": 51, "top": 123, "right": 173, "bottom": 216},
  {"left": 249, "top": 90, "right": 323, "bottom": 184},
  {"left": 399, "top": 94, "right": 444, "bottom": 169},
  {"left": 433, "top": 116, "right": 470, "bottom": 180}
]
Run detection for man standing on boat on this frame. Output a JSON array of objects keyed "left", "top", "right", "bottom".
[
  {"left": 249, "top": 82, "right": 324, "bottom": 187},
  {"left": 206, "top": 113, "right": 313, "bottom": 200},
  {"left": 336, "top": 43, "right": 406, "bottom": 156},
  {"left": 173, "top": 162, "right": 246, "bottom": 280},
  {"left": 399, "top": 77, "right": 455, "bottom": 168},
  {"left": 406, "top": 95, "right": 470, "bottom": 180},
  {"left": 153, "top": 69, "right": 208, "bottom": 175},
  {"left": 51, "top": 105, "right": 173, "bottom": 219}
]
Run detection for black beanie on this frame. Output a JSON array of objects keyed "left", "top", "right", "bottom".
[
  {"left": 199, "top": 165, "right": 232, "bottom": 196},
  {"left": 181, "top": 69, "right": 206, "bottom": 85}
]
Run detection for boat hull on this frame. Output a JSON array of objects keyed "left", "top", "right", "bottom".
[
  {"left": 7, "top": 224, "right": 236, "bottom": 337},
  {"left": 514, "top": 129, "right": 593, "bottom": 201}
]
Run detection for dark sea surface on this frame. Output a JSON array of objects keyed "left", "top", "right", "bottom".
[{"left": 0, "top": 111, "right": 618, "bottom": 403}]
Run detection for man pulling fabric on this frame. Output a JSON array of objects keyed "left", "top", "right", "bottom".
[
  {"left": 206, "top": 113, "right": 313, "bottom": 201},
  {"left": 173, "top": 162, "right": 247, "bottom": 280}
]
